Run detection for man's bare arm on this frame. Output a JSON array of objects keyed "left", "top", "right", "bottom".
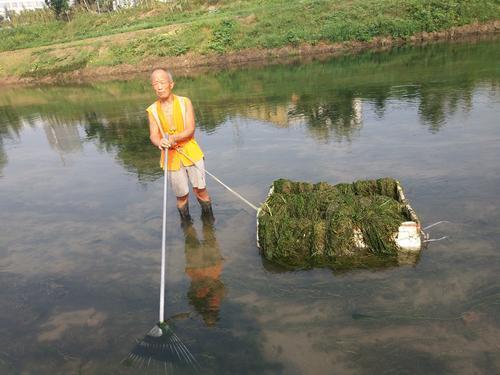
[{"left": 148, "top": 113, "right": 164, "bottom": 149}]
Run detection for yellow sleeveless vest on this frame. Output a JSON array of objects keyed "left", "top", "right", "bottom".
[{"left": 146, "top": 95, "right": 204, "bottom": 171}]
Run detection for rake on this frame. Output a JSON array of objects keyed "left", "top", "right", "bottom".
[{"left": 123, "top": 150, "right": 199, "bottom": 372}]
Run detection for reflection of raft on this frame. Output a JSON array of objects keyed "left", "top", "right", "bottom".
[{"left": 256, "top": 178, "right": 422, "bottom": 269}]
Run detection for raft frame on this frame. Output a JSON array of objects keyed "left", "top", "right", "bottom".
[{"left": 256, "top": 179, "right": 422, "bottom": 257}]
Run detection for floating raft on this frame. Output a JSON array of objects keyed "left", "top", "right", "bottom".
[{"left": 256, "top": 178, "right": 422, "bottom": 270}]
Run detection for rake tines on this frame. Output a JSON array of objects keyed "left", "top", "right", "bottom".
[{"left": 123, "top": 323, "right": 199, "bottom": 373}]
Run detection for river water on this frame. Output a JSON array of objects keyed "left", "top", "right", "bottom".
[{"left": 1, "top": 38, "right": 499, "bottom": 374}]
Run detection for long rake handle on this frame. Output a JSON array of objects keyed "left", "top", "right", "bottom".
[
  {"left": 160, "top": 152, "right": 167, "bottom": 323},
  {"left": 155, "top": 123, "right": 168, "bottom": 324}
]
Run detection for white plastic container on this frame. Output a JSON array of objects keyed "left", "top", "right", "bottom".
[{"left": 395, "top": 221, "right": 421, "bottom": 252}]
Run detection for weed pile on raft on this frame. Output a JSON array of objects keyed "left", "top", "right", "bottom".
[{"left": 257, "top": 178, "right": 416, "bottom": 269}]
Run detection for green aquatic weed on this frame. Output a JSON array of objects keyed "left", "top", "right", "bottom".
[{"left": 258, "top": 178, "right": 411, "bottom": 268}]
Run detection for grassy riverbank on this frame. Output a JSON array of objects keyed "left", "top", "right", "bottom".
[{"left": 0, "top": 0, "right": 498, "bottom": 83}]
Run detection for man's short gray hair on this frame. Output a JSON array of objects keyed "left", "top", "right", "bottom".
[{"left": 151, "top": 68, "right": 174, "bottom": 82}]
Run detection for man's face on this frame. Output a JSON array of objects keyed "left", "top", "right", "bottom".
[{"left": 151, "top": 71, "right": 174, "bottom": 100}]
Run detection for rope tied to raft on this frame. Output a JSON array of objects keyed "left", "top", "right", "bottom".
[
  {"left": 423, "top": 221, "right": 450, "bottom": 231},
  {"left": 422, "top": 221, "right": 450, "bottom": 243},
  {"left": 424, "top": 236, "right": 448, "bottom": 243},
  {"left": 175, "top": 147, "right": 259, "bottom": 211}
]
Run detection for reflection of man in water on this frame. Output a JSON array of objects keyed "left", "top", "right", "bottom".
[{"left": 183, "top": 217, "right": 225, "bottom": 327}]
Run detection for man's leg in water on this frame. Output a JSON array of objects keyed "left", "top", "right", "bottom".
[
  {"left": 186, "top": 160, "right": 214, "bottom": 222},
  {"left": 170, "top": 167, "right": 192, "bottom": 222}
]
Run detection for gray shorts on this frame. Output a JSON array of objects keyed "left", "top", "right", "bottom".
[{"left": 169, "top": 159, "right": 207, "bottom": 197}]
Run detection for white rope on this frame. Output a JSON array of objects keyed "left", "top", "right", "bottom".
[
  {"left": 423, "top": 236, "right": 448, "bottom": 243},
  {"left": 423, "top": 221, "right": 450, "bottom": 230},
  {"left": 175, "top": 147, "right": 259, "bottom": 212},
  {"left": 422, "top": 221, "right": 450, "bottom": 243},
  {"left": 154, "top": 112, "right": 259, "bottom": 212}
]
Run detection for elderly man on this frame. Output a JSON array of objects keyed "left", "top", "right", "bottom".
[{"left": 147, "top": 68, "right": 213, "bottom": 222}]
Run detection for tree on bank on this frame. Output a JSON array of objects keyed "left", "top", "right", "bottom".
[{"left": 45, "top": 0, "right": 69, "bottom": 19}]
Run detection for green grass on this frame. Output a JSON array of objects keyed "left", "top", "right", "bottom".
[
  {"left": 22, "top": 48, "right": 96, "bottom": 77},
  {"left": 257, "top": 178, "right": 411, "bottom": 269},
  {"left": 0, "top": 0, "right": 498, "bottom": 78},
  {"left": 103, "top": 23, "right": 204, "bottom": 65}
]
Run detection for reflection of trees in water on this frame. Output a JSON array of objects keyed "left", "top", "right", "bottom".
[
  {"left": 195, "top": 106, "right": 229, "bottom": 134},
  {"left": 0, "top": 78, "right": 484, "bottom": 179},
  {"left": 0, "top": 105, "right": 24, "bottom": 133},
  {"left": 289, "top": 92, "right": 363, "bottom": 142},
  {"left": 194, "top": 80, "right": 482, "bottom": 142},
  {"left": 417, "top": 83, "right": 475, "bottom": 133},
  {"left": 1, "top": 40, "right": 498, "bottom": 178},
  {"left": 370, "top": 86, "right": 393, "bottom": 118},
  {"left": 0, "top": 106, "right": 25, "bottom": 175},
  {"left": 83, "top": 110, "right": 161, "bottom": 181},
  {"left": 0, "top": 141, "right": 6, "bottom": 175},
  {"left": 195, "top": 80, "right": 482, "bottom": 137},
  {"left": 44, "top": 120, "right": 83, "bottom": 156},
  {"left": 195, "top": 93, "right": 364, "bottom": 143},
  {"left": 419, "top": 90, "right": 447, "bottom": 131},
  {"left": 0, "top": 101, "right": 161, "bottom": 180}
]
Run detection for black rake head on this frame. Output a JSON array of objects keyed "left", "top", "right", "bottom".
[{"left": 123, "top": 323, "right": 199, "bottom": 373}]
